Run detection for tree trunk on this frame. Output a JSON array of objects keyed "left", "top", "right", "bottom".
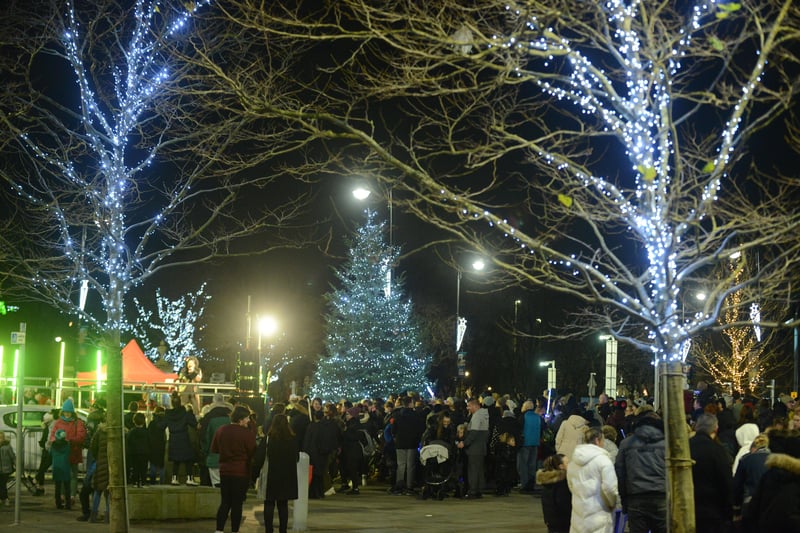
[
  {"left": 662, "top": 361, "right": 695, "bottom": 533},
  {"left": 105, "top": 308, "right": 128, "bottom": 530}
]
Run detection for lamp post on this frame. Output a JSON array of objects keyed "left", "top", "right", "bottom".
[
  {"left": 353, "top": 185, "right": 394, "bottom": 295},
  {"left": 455, "top": 258, "right": 485, "bottom": 396},
  {"left": 258, "top": 315, "right": 278, "bottom": 402},
  {"left": 599, "top": 334, "right": 618, "bottom": 399},
  {"left": 540, "top": 360, "right": 556, "bottom": 419}
]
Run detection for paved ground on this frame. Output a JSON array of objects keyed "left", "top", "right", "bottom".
[{"left": 2, "top": 481, "right": 549, "bottom": 532}]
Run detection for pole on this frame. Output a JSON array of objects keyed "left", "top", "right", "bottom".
[
  {"left": 14, "top": 342, "right": 24, "bottom": 525},
  {"left": 662, "top": 361, "right": 695, "bottom": 533}
]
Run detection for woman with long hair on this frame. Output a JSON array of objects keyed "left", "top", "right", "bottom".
[
  {"left": 264, "top": 413, "right": 299, "bottom": 533},
  {"left": 211, "top": 405, "right": 256, "bottom": 533}
]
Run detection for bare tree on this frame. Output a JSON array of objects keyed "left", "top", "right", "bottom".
[
  {"left": 0, "top": 1, "right": 318, "bottom": 530},
  {"left": 175, "top": 1, "right": 800, "bottom": 529}
]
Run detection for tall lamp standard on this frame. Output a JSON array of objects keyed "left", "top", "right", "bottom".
[
  {"left": 258, "top": 315, "right": 278, "bottom": 402},
  {"left": 599, "top": 334, "right": 618, "bottom": 399},
  {"left": 455, "top": 258, "right": 485, "bottom": 396},
  {"left": 540, "top": 360, "right": 556, "bottom": 419}
]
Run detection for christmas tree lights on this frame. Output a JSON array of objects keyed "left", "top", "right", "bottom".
[{"left": 313, "top": 211, "right": 430, "bottom": 400}]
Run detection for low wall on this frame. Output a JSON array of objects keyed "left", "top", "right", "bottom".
[{"left": 128, "top": 485, "right": 219, "bottom": 520}]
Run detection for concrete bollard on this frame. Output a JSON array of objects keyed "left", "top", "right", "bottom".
[{"left": 292, "top": 452, "right": 310, "bottom": 532}]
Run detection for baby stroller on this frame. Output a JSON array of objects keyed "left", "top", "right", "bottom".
[{"left": 419, "top": 440, "right": 453, "bottom": 500}]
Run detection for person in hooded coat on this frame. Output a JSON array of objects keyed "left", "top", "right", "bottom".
[
  {"left": 148, "top": 406, "right": 167, "bottom": 484},
  {"left": 49, "top": 398, "right": 87, "bottom": 500},
  {"left": 615, "top": 413, "right": 667, "bottom": 533},
  {"left": 689, "top": 413, "right": 733, "bottom": 533},
  {"left": 732, "top": 421, "right": 760, "bottom": 474},
  {"left": 536, "top": 453, "right": 571, "bottom": 533},
  {"left": 566, "top": 427, "right": 619, "bottom": 533},
  {"left": 744, "top": 429, "right": 800, "bottom": 532},
  {"left": 556, "top": 408, "right": 589, "bottom": 461},
  {"left": 165, "top": 393, "right": 199, "bottom": 485}
]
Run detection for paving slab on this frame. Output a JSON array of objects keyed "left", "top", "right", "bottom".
[{"left": 1, "top": 482, "right": 549, "bottom": 532}]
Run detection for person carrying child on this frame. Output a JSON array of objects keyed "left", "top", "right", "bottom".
[{"left": 51, "top": 429, "right": 72, "bottom": 509}]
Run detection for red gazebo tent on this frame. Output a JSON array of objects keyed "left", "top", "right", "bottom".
[{"left": 76, "top": 339, "right": 178, "bottom": 386}]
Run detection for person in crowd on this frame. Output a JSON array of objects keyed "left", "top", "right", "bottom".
[
  {"left": 204, "top": 397, "right": 232, "bottom": 489},
  {"left": 126, "top": 412, "right": 150, "bottom": 487},
  {"left": 49, "top": 398, "right": 87, "bottom": 502},
  {"left": 389, "top": 396, "right": 424, "bottom": 495},
  {"left": 259, "top": 413, "right": 299, "bottom": 533},
  {"left": 0, "top": 432, "right": 15, "bottom": 507},
  {"left": 689, "top": 413, "right": 733, "bottom": 533},
  {"left": 288, "top": 397, "right": 311, "bottom": 452},
  {"left": 555, "top": 407, "right": 589, "bottom": 460},
  {"left": 124, "top": 401, "right": 139, "bottom": 431},
  {"left": 733, "top": 432, "right": 769, "bottom": 522},
  {"left": 303, "top": 403, "right": 341, "bottom": 498},
  {"left": 340, "top": 406, "right": 366, "bottom": 494},
  {"left": 453, "top": 422, "right": 468, "bottom": 498},
  {"left": 148, "top": 406, "right": 167, "bottom": 484},
  {"left": 310, "top": 397, "right": 324, "bottom": 421},
  {"left": 458, "top": 398, "right": 489, "bottom": 499},
  {"left": 744, "top": 429, "right": 800, "bottom": 532},
  {"left": 615, "top": 412, "right": 667, "bottom": 533},
  {"left": 166, "top": 393, "right": 198, "bottom": 485},
  {"left": 51, "top": 429, "right": 72, "bottom": 509},
  {"left": 211, "top": 405, "right": 257, "bottom": 533},
  {"left": 601, "top": 425, "right": 619, "bottom": 463},
  {"left": 519, "top": 399, "right": 542, "bottom": 493},
  {"left": 75, "top": 454, "right": 96, "bottom": 521},
  {"left": 566, "top": 427, "right": 619, "bottom": 533},
  {"left": 89, "top": 416, "right": 109, "bottom": 523},
  {"left": 34, "top": 409, "right": 58, "bottom": 491},
  {"left": 435, "top": 411, "right": 456, "bottom": 444},
  {"left": 420, "top": 411, "right": 439, "bottom": 447},
  {"left": 493, "top": 431, "right": 517, "bottom": 496},
  {"left": 756, "top": 399, "right": 773, "bottom": 432},
  {"left": 179, "top": 355, "right": 203, "bottom": 415},
  {"left": 536, "top": 453, "right": 572, "bottom": 533},
  {"left": 716, "top": 397, "right": 738, "bottom": 457},
  {"left": 732, "top": 420, "right": 760, "bottom": 474}
]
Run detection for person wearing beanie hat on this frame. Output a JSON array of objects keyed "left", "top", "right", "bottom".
[{"left": 49, "top": 396, "right": 87, "bottom": 504}]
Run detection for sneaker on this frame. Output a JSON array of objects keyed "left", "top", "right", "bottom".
[
  {"left": 185, "top": 479, "right": 198, "bottom": 486},
  {"left": 323, "top": 487, "right": 336, "bottom": 496},
  {"left": 170, "top": 477, "right": 180, "bottom": 486}
]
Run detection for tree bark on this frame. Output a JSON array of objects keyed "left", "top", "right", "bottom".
[{"left": 662, "top": 361, "right": 695, "bottom": 533}]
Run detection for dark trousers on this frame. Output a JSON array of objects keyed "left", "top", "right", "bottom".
[
  {"left": 35, "top": 449, "right": 51, "bottom": 486},
  {"left": 627, "top": 494, "right": 667, "bottom": 533},
  {"left": 215, "top": 475, "right": 249, "bottom": 532},
  {"left": 0, "top": 473, "right": 8, "bottom": 501},
  {"left": 466, "top": 454, "right": 485, "bottom": 495},
  {"left": 264, "top": 499, "right": 289, "bottom": 533},
  {"left": 130, "top": 455, "right": 148, "bottom": 486},
  {"left": 54, "top": 479, "right": 71, "bottom": 508}
]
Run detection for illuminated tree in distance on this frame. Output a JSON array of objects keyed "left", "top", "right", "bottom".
[
  {"left": 692, "top": 256, "right": 788, "bottom": 395},
  {"left": 314, "top": 211, "right": 429, "bottom": 400},
  {"left": 131, "top": 283, "right": 211, "bottom": 370}
]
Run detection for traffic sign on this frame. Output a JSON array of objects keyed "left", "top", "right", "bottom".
[{"left": 11, "top": 331, "right": 26, "bottom": 345}]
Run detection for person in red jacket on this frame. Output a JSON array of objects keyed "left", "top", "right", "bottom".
[
  {"left": 211, "top": 405, "right": 256, "bottom": 533},
  {"left": 49, "top": 398, "right": 87, "bottom": 502}
]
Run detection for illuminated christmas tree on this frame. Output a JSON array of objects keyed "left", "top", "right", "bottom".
[{"left": 314, "top": 211, "right": 429, "bottom": 400}]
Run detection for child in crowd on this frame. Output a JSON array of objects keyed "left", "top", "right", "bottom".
[
  {"left": 0, "top": 432, "right": 15, "bottom": 507},
  {"left": 50, "top": 429, "right": 72, "bottom": 509},
  {"left": 453, "top": 423, "right": 468, "bottom": 498},
  {"left": 536, "top": 453, "right": 572, "bottom": 533},
  {"left": 494, "top": 432, "right": 517, "bottom": 496},
  {"left": 127, "top": 412, "right": 150, "bottom": 487}
]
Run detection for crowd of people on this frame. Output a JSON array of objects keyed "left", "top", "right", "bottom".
[{"left": 10, "top": 378, "right": 800, "bottom": 532}]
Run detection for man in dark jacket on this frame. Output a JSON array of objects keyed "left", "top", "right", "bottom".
[
  {"left": 689, "top": 413, "right": 733, "bottom": 533},
  {"left": 390, "top": 396, "right": 424, "bottom": 495},
  {"left": 615, "top": 413, "right": 667, "bottom": 533}
]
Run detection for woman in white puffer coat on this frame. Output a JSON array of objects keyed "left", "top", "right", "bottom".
[{"left": 566, "top": 427, "right": 619, "bottom": 533}]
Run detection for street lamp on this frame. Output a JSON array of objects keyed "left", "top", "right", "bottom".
[
  {"left": 258, "top": 315, "right": 278, "bottom": 400},
  {"left": 455, "top": 259, "right": 486, "bottom": 353},
  {"left": 599, "top": 334, "right": 618, "bottom": 399},
  {"left": 540, "top": 360, "right": 556, "bottom": 418},
  {"left": 353, "top": 185, "right": 394, "bottom": 295}
]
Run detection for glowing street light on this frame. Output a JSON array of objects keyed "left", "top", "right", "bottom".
[
  {"left": 540, "top": 360, "right": 556, "bottom": 417},
  {"left": 599, "top": 334, "right": 618, "bottom": 398},
  {"left": 258, "top": 315, "right": 279, "bottom": 399}
]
